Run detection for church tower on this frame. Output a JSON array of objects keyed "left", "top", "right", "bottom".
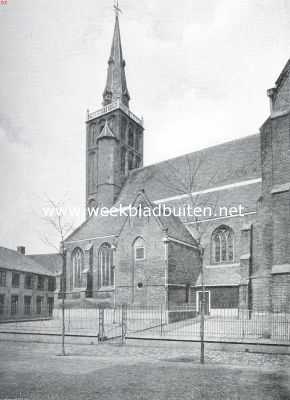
[{"left": 86, "top": 8, "right": 144, "bottom": 215}]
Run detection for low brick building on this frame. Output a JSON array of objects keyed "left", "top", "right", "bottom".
[
  {"left": 59, "top": 13, "right": 290, "bottom": 312},
  {"left": 0, "top": 247, "right": 57, "bottom": 321}
]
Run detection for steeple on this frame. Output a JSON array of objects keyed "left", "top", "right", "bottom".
[{"left": 102, "top": 12, "right": 130, "bottom": 107}]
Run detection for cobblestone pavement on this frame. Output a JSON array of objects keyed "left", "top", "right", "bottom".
[{"left": 0, "top": 339, "right": 289, "bottom": 400}]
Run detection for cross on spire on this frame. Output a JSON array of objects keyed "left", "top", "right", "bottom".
[{"left": 113, "top": 0, "right": 122, "bottom": 17}]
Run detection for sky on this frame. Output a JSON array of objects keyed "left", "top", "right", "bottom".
[{"left": 0, "top": 0, "right": 290, "bottom": 254}]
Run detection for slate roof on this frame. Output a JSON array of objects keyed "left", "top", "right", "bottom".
[
  {"left": 29, "top": 253, "right": 63, "bottom": 276},
  {"left": 116, "top": 134, "right": 261, "bottom": 207},
  {"left": 66, "top": 134, "right": 261, "bottom": 243},
  {"left": 0, "top": 247, "right": 54, "bottom": 276},
  {"left": 195, "top": 265, "right": 241, "bottom": 287},
  {"left": 66, "top": 193, "right": 196, "bottom": 246}
]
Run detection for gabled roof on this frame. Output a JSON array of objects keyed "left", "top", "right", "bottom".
[
  {"left": 0, "top": 247, "right": 54, "bottom": 276},
  {"left": 28, "top": 253, "right": 63, "bottom": 276},
  {"left": 119, "top": 191, "right": 197, "bottom": 246},
  {"left": 65, "top": 213, "right": 125, "bottom": 243}
]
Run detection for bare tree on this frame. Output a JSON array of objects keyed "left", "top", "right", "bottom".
[
  {"left": 40, "top": 196, "right": 75, "bottom": 356},
  {"left": 155, "top": 153, "right": 220, "bottom": 364}
]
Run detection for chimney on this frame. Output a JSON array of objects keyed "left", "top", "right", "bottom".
[{"left": 17, "top": 246, "right": 26, "bottom": 255}]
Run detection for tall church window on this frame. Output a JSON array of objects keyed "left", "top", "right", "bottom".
[
  {"left": 134, "top": 237, "right": 145, "bottom": 261},
  {"left": 128, "top": 152, "right": 134, "bottom": 170},
  {"left": 88, "top": 152, "right": 96, "bottom": 193},
  {"left": 72, "top": 248, "right": 84, "bottom": 288},
  {"left": 98, "top": 243, "right": 114, "bottom": 287},
  {"left": 121, "top": 147, "right": 126, "bottom": 174},
  {"left": 89, "top": 124, "right": 97, "bottom": 146},
  {"left": 211, "top": 226, "right": 234, "bottom": 264},
  {"left": 121, "top": 118, "right": 127, "bottom": 142},
  {"left": 128, "top": 127, "right": 134, "bottom": 147},
  {"left": 135, "top": 132, "right": 139, "bottom": 152}
]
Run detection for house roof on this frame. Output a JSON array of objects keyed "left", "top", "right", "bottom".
[
  {"left": 28, "top": 253, "right": 63, "bottom": 276},
  {"left": 195, "top": 265, "right": 241, "bottom": 287},
  {"left": 0, "top": 247, "right": 54, "bottom": 276}
]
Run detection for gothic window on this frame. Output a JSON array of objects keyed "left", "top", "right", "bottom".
[
  {"left": 88, "top": 152, "right": 96, "bottom": 193},
  {"left": 211, "top": 226, "right": 234, "bottom": 264},
  {"left": 89, "top": 124, "right": 97, "bottom": 146},
  {"left": 128, "top": 127, "right": 134, "bottom": 147},
  {"left": 121, "top": 147, "right": 126, "bottom": 174},
  {"left": 98, "top": 243, "right": 114, "bottom": 287},
  {"left": 134, "top": 237, "right": 145, "bottom": 261},
  {"left": 72, "top": 248, "right": 84, "bottom": 288}
]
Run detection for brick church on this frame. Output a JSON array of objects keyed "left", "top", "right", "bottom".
[{"left": 62, "top": 12, "right": 290, "bottom": 313}]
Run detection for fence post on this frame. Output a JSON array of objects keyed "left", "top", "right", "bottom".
[
  {"left": 121, "top": 303, "right": 127, "bottom": 344},
  {"left": 98, "top": 306, "right": 105, "bottom": 342}
]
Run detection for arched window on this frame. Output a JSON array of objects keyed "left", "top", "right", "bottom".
[
  {"left": 98, "top": 243, "right": 114, "bottom": 287},
  {"left": 72, "top": 248, "right": 84, "bottom": 288},
  {"left": 211, "top": 226, "right": 234, "bottom": 264},
  {"left": 134, "top": 237, "right": 145, "bottom": 261}
]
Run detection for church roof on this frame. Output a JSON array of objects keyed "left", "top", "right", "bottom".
[
  {"left": 102, "top": 14, "right": 130, "bottom": 107},
  {"left": 66, "top": 134, "right": 261, "bottom": 244},
  {"left": 0, "top": 247, "right": 54, "bottom": 276},
  {"left": 115, "top": 134, "right": 261, "bottom": 218}
]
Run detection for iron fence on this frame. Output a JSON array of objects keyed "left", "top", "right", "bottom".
[{"left": 0, "top": 302, "right": 289, "bottom": 344}]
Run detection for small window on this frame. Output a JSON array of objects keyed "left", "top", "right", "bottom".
[
  {"left": 36, "top": 296, "right": 43, "bottom": 314},
  {"left": 37, "top": 275, "right": 45, "bottom": 290},
  {"left": 12, "top": 272, "right": 20, "bottom": 288},
  {"left": 48, "top": 277, "right": 55, "bottom": 292},
  {"left": 0, "top": 270, "right": 6, "bottom": 287},
  {"left": 11, "top": 295, "right": 18, "bottom": 315},
  {"left": 134, "top": 237, "right": 145, "bottom": 261},
  {"left": 24, "top": 296, "right": 32, "bottom": 315},
  {"left": 48, "top": 297, "right": 54, "bottom": 316},
  {"left": 0, "top": 294, "right": 5, "bottom": 315},
  {"left": 25, "top": 274, "right": 33, "bottom": 289}
]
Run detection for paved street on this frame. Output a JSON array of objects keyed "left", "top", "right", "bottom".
[{"left": 0, "top": 339, "right": 289, "bottom": 400}]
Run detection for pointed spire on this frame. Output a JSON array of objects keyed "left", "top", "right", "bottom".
[{"left": 102, "top": 12, "right": 130, "bottom": 108}]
